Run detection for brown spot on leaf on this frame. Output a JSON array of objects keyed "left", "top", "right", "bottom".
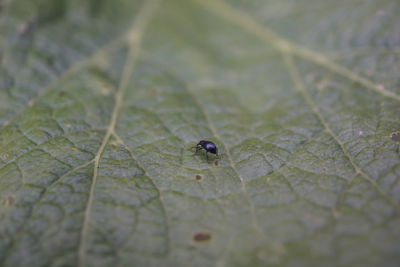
[
  {"left": 214, "top": 160, "right": 219, "bottom": 166},
  {"left": 223, "top": 201, "right": 230, "bottom": 206},
  {"left": 150, "top": 88, "right": 160, "bottom": 96},
  {"left": 193, "top": 232, "right": 212, "bottom": 242},
  {"left": 2, "top": 195, "right": 15, "bottom": 207},
  {"left": 195, "top": 175, "right": 202, "bottom": 180}
]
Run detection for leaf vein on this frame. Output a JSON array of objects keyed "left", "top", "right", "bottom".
[
  {"left": 112, "top": 132, "right": 171, "bottom": 257},
  {"left": 283, "top": 52, "right": 400, "bottom": 212},
  {"left": 76, "top": 1, "right": 161, "bottom": 265},
  {"left": 193, "top": 0, "right": 400, "bottom": 102},
  {"left": 0, "top": 160, "right": 94, "bottom": 265},
  {"left": 170, "top": 74, "right": 264, "bottom": 234},
  {"left": 0, "top": 128, "right": 105, "bottom": 171}
]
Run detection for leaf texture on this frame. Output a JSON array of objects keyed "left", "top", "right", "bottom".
[{"left": 1, "top": 0, "right": 400, "bottom": 266}]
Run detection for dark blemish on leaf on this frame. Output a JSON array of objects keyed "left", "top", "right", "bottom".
[
  {"left": 214, "top": 160, "right": 219, "bottom": 166},
  {"left": 195, "top": 175, "right": 202, "bottom": 180},
  {"left": 391, "top": 132, "right": 400, "bottom": 143},
  {"left": 193, "top": 232, "right": 212, "bottom": 242}
]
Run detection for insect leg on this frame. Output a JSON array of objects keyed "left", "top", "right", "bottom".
[{"left": 192, "top": 146, "right": 201, "bottom": 155}]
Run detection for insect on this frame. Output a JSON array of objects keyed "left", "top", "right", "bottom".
[{"left": 192, "top": 140, "right": 219, "bottom": 160}]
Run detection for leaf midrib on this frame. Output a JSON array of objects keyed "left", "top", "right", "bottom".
[{"left": 77, "top": 1, "right": 162, "bottom": 266}]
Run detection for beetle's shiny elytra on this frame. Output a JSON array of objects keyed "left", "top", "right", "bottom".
[{"left": 193, "top": 140, "right": 218, "bottom": 160}]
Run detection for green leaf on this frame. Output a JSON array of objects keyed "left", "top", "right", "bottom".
[{"left": 1, "top": 0, "right": 400, "bottom": 266}]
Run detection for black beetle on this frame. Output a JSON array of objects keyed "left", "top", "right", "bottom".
[{"left": 192, "top": 140, "right": 219, "bottom": 160}]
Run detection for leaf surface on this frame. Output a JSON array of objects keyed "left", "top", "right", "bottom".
[{"left": 1, "top": 0, "right": 400, "bottom": 266}]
